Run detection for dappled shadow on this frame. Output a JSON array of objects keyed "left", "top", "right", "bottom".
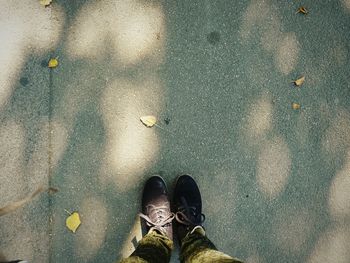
[
  {"left": 239, "top": 0, "right": 300, "bottom": 75},
  {"left": 341, "top": 0, "right": 350, "bottom": 12},
  {"left": 0, "top": 0, "right": 64, "bottom": 259},
  {"left": 1, "top": 0, "right": 350, "bottom": 262},
  {"left": 160, "top": 0, "right": 350, "bottom": 262},
  {"left": 0, "top": 0, "right": 63, "bottom": 110},
  {"left": 49, "top": 0, "right": 167, "bottom": 262},
  {"left": 99, "top": 76, "right": 164, "bottom": 191},
  {"left": 66, "top": 0, "right": 165, "bottom": 66}
]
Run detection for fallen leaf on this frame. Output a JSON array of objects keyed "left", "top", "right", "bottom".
[
  {"left": 66, "top": 212, "right": 81, "bottom": 233},
  {"left": 140, "top": 116, "right": 157, "bottom": 127},
  {"left": 48, "top": 58, "right": 59, "bottom": 68},
  {"left": 292, "top": 103, "right": 301, "bottom": 110},
  {"left": 40, "top": 0, "right": 52, "bottom": 7},
  {"left": 0, "top": 186, "right": 45, "bottom": 217},
  {"left": 293, "top": 76, "right": 305, "bottom": 87},
  {"left": 297, "top": 6, "right": 308, "bottom": 14}
]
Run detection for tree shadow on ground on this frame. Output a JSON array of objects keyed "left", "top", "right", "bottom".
[{"left": 1, "top": 0, "right": 350, "bottom": 263}]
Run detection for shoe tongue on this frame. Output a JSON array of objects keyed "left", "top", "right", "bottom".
[{"left": 150, "top": 195, "right": 169, "bottom": 208}]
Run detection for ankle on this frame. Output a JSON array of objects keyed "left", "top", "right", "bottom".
[{"left": 190, "top": 225, "right": 206, "bottom": 236}]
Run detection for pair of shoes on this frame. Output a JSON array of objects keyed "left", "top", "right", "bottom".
[{"left": 139, "top": 175, "right": 205, "bottom": 244}]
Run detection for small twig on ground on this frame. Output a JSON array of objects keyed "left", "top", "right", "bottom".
[{"left": 0, "top": 186, "right": 45, "bottom": 217}]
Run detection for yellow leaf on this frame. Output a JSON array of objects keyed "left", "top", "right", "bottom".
[
  {"left": 48, "top": 58, "right": 59, "bottom": 68},
  {"left": 297, "top": 6, "right": 308, "bottom": 14},
  {"left": 293, "top": 76, "right": 305, "bottom": 87},
  {"left": 140, "top": 116, "right": 157, "bottom": 127},
  {"left": 66, "top": 212, "right": 81, "bottom": 233},
  {"left": 292, "top": 103, "right": 301, "bottom": 110},
  {"left": 40, "top": 0, "right": 52, "bottom": 6}
]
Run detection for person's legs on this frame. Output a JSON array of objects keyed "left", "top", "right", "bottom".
[
  {"left": 180, "top": 226, "right": 242, "bottom": 263},
  {"left": 119, "top": 229, "right": 173, "bottom": 263},
  {"left": 119, "top": 176, "right": 175, "bottom": 263},
  {"left": 173, "top": 175, "right": 243, "bottom": 263}
]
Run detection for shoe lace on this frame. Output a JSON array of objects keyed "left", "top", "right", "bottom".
[
  {"left": 175, "top": 197, "right": 205, "bottom": 226},
  {"left": 139, "top": 203, "right": 175, "bottom": 233}
]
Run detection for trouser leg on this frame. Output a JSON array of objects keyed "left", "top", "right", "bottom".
[
  {"left": 179, "top": 227, "right": 243, "bottom": 263},
  {"left": 119, "top": 230, "right": 173, "bottom": 263}
]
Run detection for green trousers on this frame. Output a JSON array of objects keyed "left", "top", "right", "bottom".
[{"left": 119, "top": 227, "right": 243, "bottom": 263}]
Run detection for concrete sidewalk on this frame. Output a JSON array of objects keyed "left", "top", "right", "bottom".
[{"left": 1, "top": 0, "right": 350, "bottom": 262}]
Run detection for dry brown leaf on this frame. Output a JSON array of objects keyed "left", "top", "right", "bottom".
[
  {"left": 0, "top": 186, "right": 45, "bottom": 217},
  {"left": 297, "top": 6, "right": 308, "bottom": 14},
  {"left": 40, "top": 0, "right": 53, "bottom": 6},
  {"left": 140, "top": 116, "right": 157, "bottom": 127},
  {"left": 48, "top": 58, "right": 59, "bottom": 68},
  {"left": 292, "top": 103, "right": 301, "bottom": 110},
  {"left": 293, "top": 76, "right": 305, "bottom": 87}
]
